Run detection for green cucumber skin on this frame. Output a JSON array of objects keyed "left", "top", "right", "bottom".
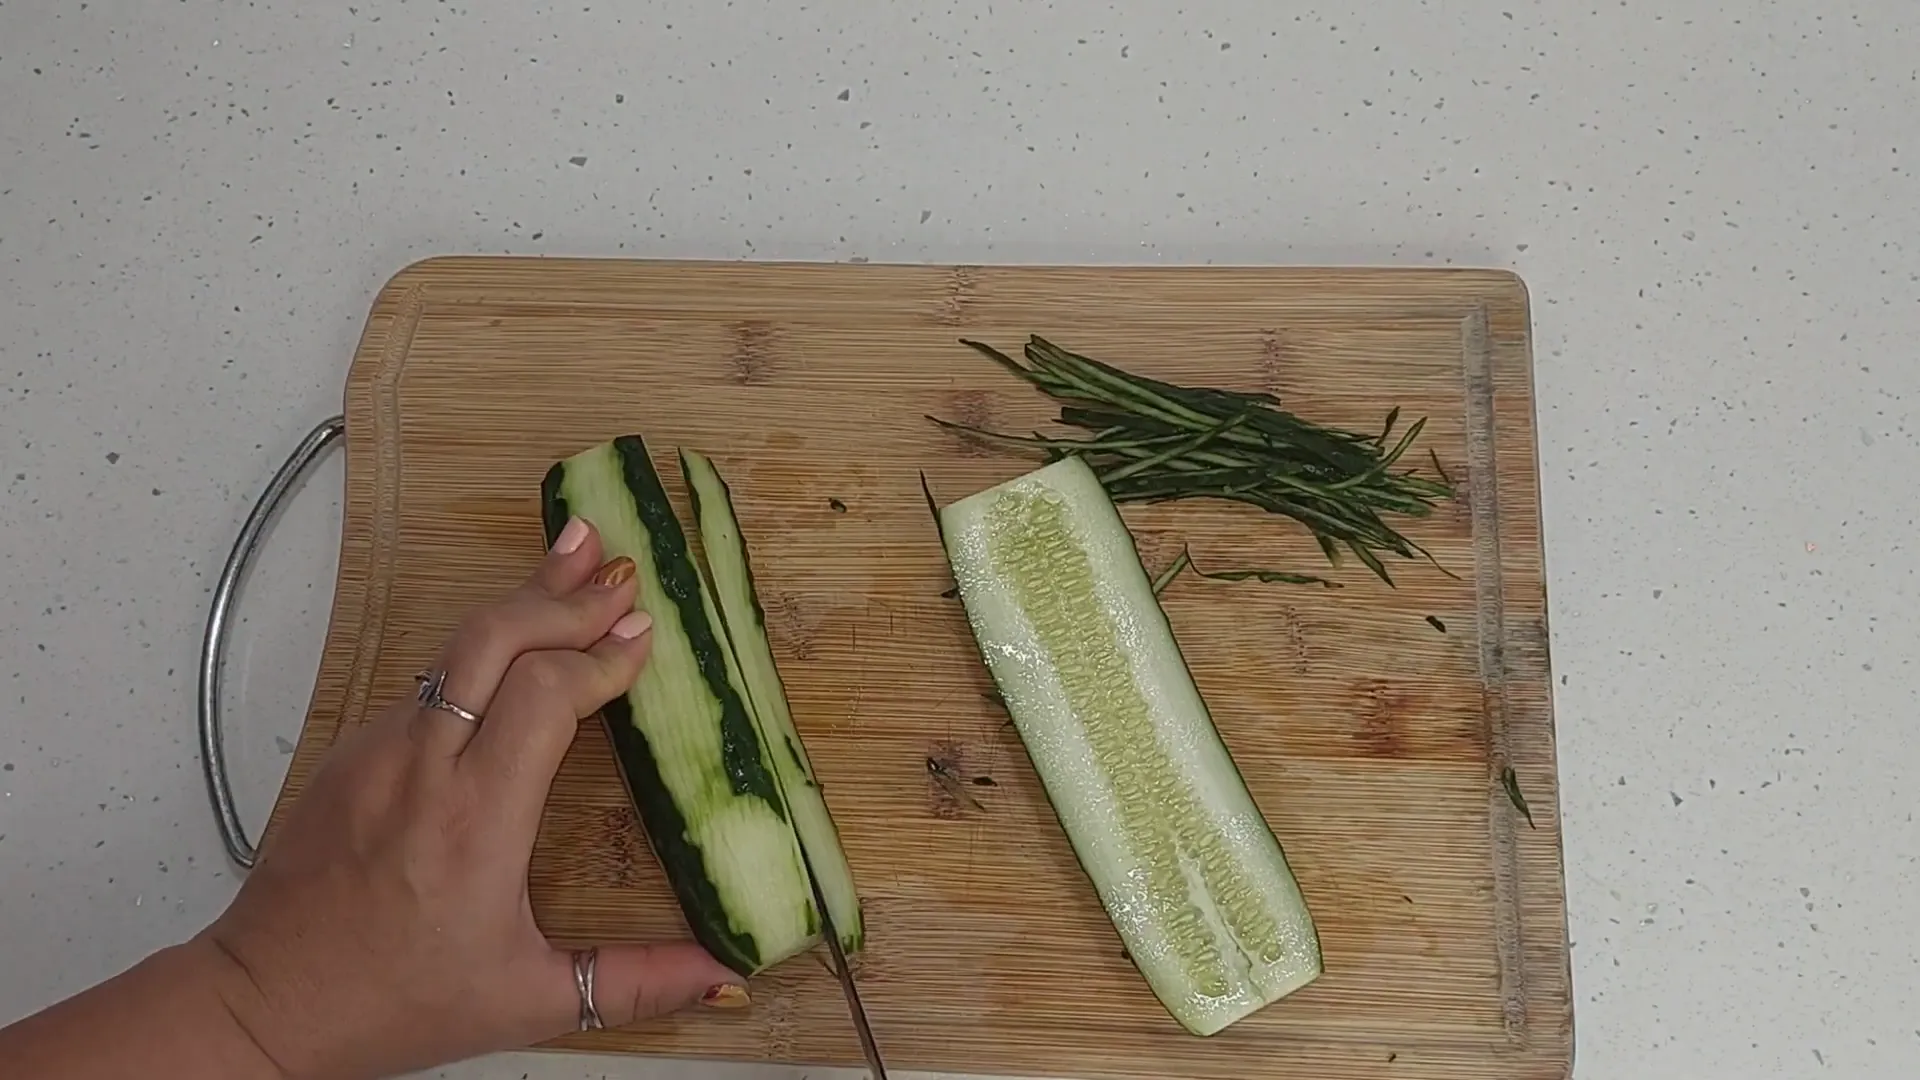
[
  {"left": 679, "top": 457, "right": 810, "bottom": 784},
  {"left": 680, "top": 449, "right": 866, "bottom": 953},
  {"left": 608, "top": 437, "right": 785, "bottom": 812},
  {"left": 539, "top": 463, "right": 570, "bottom": 555},
  {"left": 602, "top": 686, "right": 761, "bottom": 975},
  {"left": 542, "top": 442, "right": 777, "bottom": 977}
]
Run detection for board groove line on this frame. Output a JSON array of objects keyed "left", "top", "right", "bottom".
[
  {"left": 342, "top": 282, "right": 426, "bottom": 745},
  {"left": 1459, "top": 307, "right": 1528, "bottom": 1044}
]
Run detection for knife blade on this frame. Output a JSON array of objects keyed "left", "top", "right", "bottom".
[{"left": 796, "top": 844, "right": 887, "bottom": 1080}]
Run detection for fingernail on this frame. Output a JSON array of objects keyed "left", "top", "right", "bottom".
[
  {"left": 609, "top": 610, "right": 652, "bottom": 640},
  {"left": 553, "top": 516, "right": 589, "bottom": 555},
  {"left": 592, "top": 557, "right": 636, "bottom": 588},
  {"left": 700, "top": 984, "right": 750, "bottom": 1009}
]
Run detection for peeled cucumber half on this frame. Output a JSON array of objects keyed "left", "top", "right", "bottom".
[{"left": 935, "top": 455, "right": 1323, "bottom": 1036}]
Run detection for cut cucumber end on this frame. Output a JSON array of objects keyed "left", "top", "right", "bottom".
[{"left": 939, "top": 456, "right": 1323, "bottom": 1035}]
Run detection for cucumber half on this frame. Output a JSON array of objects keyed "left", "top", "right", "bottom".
[
  {"left": 681, "top": 447, "right": 864, "bottom": 954},
  {"left": 936, "top": 455, "right": 1323, "bottom": 1035},
  {"left": 542, "top": 436, "right": 862, "bottom": 975}
]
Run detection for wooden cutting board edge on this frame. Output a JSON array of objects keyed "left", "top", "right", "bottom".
[{"left": 263, "top": 254, "right": 1573, "bottom": 1080}]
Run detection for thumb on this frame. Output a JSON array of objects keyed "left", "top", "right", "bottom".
[{"left": 586, "top": 941, "right": 751, "bottom": 1026}]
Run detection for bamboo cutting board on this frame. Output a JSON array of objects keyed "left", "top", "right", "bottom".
[{"left": 268, "top": 257, "right": 1570, "bottom": 1080}]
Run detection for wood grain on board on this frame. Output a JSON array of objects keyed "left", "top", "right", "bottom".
[{"left": 268, "top": 257, "right": 1570, "bottom": 1080}]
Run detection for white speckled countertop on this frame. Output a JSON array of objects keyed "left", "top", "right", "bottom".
[{"left": 4, "top": 2, "right": 1917, "bottom": 1078}]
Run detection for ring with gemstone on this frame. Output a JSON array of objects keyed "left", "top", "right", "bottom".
[{"left": 413, "top": 668, "right": 482, "bottom": 724}]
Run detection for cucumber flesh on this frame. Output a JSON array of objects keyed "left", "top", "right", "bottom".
[
  {"left": 681, "top": 447, "right": 865, "bottom": 954},
  {"left": 543, "top": 436, "right": 820, "bottom": 975},
  {"left": 937, "top": 455, "right": 1322, "bottom": 1036}
]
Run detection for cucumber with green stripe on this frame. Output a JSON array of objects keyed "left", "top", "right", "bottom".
[
  {"left": 934, "top": 455, "right": 1322, "bottom": 1035},
  {"left": 680, "top": 448, "right": 864, "bottom": 954},
  {"left": 541, "top": 436, "right": 861, "bottom": 974}
]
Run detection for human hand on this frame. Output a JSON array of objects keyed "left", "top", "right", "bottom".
[{"left": 194, "top": 516, "right": 747, "bottom": 1080}]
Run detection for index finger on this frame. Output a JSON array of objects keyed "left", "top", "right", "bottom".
[
  {"left": 459, "top": 619, "right": 652, "bottom": 795},
  {"left": 524, "top": 514, "right": 603, "bottom": 597}
]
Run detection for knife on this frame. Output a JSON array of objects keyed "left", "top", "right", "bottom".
[{"left": 796, "top": 844, "right": 887, "bottom": 1080}]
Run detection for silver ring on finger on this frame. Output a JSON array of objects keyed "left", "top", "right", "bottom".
[
  {"left": 413, "top": 668, "right": 483, "bottom": 724},
  {"left": 573, "top": 947, "right": 604, "bottom": 1031}
]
